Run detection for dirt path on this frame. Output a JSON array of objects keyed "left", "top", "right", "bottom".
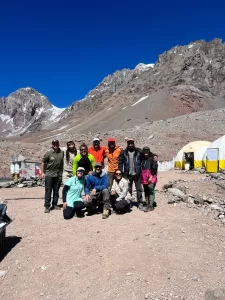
[{"left": 1, "top": 171, "right": 225, "bottom": 300}]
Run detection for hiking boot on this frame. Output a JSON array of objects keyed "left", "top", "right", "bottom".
[
  {"left": 102, "top": 209, "right": 110, "bottom": 219},
  {"left": 138, "top": 203, "right": 144, "bottom": 211},
  {"left": 51, "top": 205, "right": 61, "bottom": 210},
  {"left": 44, "top": 207, "right": 50, "bottom": 213},
  {"left": 144, "top": 205, "right": 151, "bottom": 212}
]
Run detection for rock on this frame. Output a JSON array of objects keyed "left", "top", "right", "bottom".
[
  {"left": 126, "top": 272, "right": 132, "bottom": 276},
  {"left": 173, "top": 185, "right": 187, "bottom": 193},
  {"left": 144, "top": 294, "right": 149, "bottom": 299},
  {"left": 210, "top": 204, "right": 221, "bottom": 210},
  {"left": 0, "top": 182, "right": 11, "bottom": 188},
  {"left": 148, "top": 135, "right": 154, "bottom": 140},
  {"left": 210, "top": 173, "right": 223, "bottom": 180},
  {"left": 219, "top": 214, "right": 225, "bottom": 219},
  {"left": 0, "top": 270, "right": 7, "bottom": 277},
  {"left": 17, "top": 184, "right": 24, "bottom": 188},
  {"left": 168, "top": 188, "right": 185, "bottom": 197},
  {"left": 205, "top": 289, "right": 225, "bottom": 300},
  {"left": 162, "top": 183, "right": 173, "bottom": 190}
]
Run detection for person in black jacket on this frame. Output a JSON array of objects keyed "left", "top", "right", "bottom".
[{"left": 118, "top": 138, "right": 144, "bottom": 210}]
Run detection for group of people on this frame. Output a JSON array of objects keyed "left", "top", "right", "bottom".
[{"left": 40, "top": 137, "right": 158, "bottom": 219}]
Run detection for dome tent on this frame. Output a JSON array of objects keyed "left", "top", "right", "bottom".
[
  {"left": 175, "top": 141, "right": 211, "bottom": 169},
  {"left": 203, "top": 135, "right": 225, "bottom": 170}
]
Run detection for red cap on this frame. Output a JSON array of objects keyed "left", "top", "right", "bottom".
[{"left": 108, "top": 138, "right": 115, "bottom": 142}]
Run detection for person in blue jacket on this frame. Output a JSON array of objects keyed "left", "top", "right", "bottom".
[
  {"left": 62, "top": 167, "right": 85, "bottom": 219},
  {"left": 84, "top": 162, "right": 110, "bottom": 219}
]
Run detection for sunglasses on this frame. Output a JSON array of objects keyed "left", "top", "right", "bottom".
[
  {"left": 77, "top": 171, "right": 84, "bottom": 173},
  {"left": 115, "top": 173, "right": 122, "bottom": 176},
  {"left": 52, "top": 142, "right": 59, "bottom": 146},
  {"left": 95, "top": 167, "right": 101, "bottom": 169},
  {"left": 80, "top": 149, "right": 87, "bottom": 152}
]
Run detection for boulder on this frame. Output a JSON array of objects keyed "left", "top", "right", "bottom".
[
  {"left": 168, "top": 188, "right": 186, "bottom": 198},
  {"left": 17, "top": 184, "right": 24, "bottom": 188},
  {"left": 0, "top": 182, "right": 11, "bottom": 188},
  {"left": 210, "top": 204, "right": 222, "bottom": 210}
]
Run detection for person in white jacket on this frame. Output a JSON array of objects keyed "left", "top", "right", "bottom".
[{"left": 110, "top": 169, "right": 131, "bottom": 214}]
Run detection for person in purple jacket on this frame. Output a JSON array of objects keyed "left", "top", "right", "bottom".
[{"left": 84, "top": 162, "right": 110, "bottom": 219}]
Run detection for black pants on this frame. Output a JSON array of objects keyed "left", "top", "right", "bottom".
[
  {"left": 143, "top": 183, "right": 156, "bottom": 207},
  {"left": 44, "top": 176, "right": 62, "bottom": 208},
  {"left": 85, "top": 189, "right": 110, "bottom": 214},
  {"left": 63, "top": 201, "right": 85, "bottom": 219},
  {"left": 127, "top": 175, "right": 143, "bottom": 204}
]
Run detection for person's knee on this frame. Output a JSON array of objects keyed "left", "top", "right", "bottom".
[{"left": 102, "top": 189, "right": 109, "bottom": 196}]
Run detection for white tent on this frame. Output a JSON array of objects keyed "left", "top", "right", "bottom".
[
  {"left": 175, "top": 141, "right": 211, "bottom": 169},
  {"left": 203, "top": 135, "right": 225, "bottom": 170}
]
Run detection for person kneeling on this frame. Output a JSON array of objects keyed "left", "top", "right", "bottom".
[
  {"left": 62, "top": 167, "right": 85, "bottom": 219},
  {"left": 111, "top": 170, "right": 131, "bottom": 214},
  {"left": 84, "top": 162, "right": 110, "bottom": 219}
]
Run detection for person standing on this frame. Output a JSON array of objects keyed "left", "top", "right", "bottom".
[
  {"left": 62, "top": 141, "right": 77, "bottom": 184},
  {"left": 84, "top": 162, "right": 110, "bottom": 219},
  {"left": 141, "top": 148, "right": 158, "bottom": 212},
  {"left": 118, "top": 138, "right": 143, "bottom": 210},
  {"left": 104, "top": 138, "right": 122, "bottom": 189},
  {"left": 62, "top": 167, "right": 85, "bottom": 219},
  {"left": 73, "top": 143, "right": 95, "bottom": 175},
  {"left": 88, "top": 138, "right": 106, "bottom": 168},
  {"left": 41, "top": 139, "right": 64, "bottom": 213}
]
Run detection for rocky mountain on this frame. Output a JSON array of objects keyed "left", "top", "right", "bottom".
[
  {"left": 1, "top": 39, "right": 225, "bottom": 138},
  {"left": 58, "top": 38, "right": 225, "bottom": 135},
  {"left": 0, "top": 87, "right": 65, "bottom": 136}
]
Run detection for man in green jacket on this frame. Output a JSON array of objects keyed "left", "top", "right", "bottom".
[
  {"left": 73, "top": 143, "right": 95, "bottom": 175},
  {"left": 41, "top": 139, "right": 64, "bottom": 213}
]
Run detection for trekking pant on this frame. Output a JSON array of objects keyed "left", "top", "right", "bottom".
[
  {"left": 143, "top": 183, "right": 156, "bottom": 207},
  {"left": 44, "top": 176, "right": 62, "bottom": 208},
  {"left": 115, "top": 199, "right": 130, "bottom": 214},
  {"left": 85, "top": 189, "right": 110, "bottom": 214},
  {"left": 127, "top": 175, "right": 143, "bottom": 204},
  {"left": 63, "top": 201, "right": 85, "bottom": 219},
  {"left": 62, "top": 171, "right": 73, "bottom": 185},
  {"left": 107, "top": 172, "right": 114, "bottom": 190}
]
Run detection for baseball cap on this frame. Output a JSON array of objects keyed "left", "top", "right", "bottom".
[
  {"left": 127, "top": 138, "right": 134, "bottom": 143},
  {"left": 108, "top": 138, "right": 115, "bottom": 142},
  {"left": 77, "top": 167, "right": 85, "bottom": 172},
  {"left": 93, "top": 138, "right": 100, "bottom": 142},
  {"left": 94, "top": 162, "right": 102, "bottom": 168}
]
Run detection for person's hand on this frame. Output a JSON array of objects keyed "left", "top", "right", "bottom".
[
  {"left": 111, "top": 191, "right": 115, "bottom": 195},
  {"left": 41, "top": 173, "right": 45, "bottom": 179},
  {"left": 88, "top": 171, "right": 93, "bottom": 175},
  {"left": 153, "top": 155, "right": 158, "bottom": 161},
  {"left": 84, "top": 195, "right": 90, "bottom": 202},
  {"left": 63, "top": 202, "right": 67, "bottom": 209},
  {"left": 91, "top": 189, "right": 96, "bottom": 195},
  {"left": 148, "top": 176, "right": 153, "bottom": 183}
]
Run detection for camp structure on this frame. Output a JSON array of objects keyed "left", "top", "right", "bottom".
[
  {"left": 174, "top": 141, "right": 211, "bottom": 170},
  {"left": 203, "top": 135, "right": 225, "bottom": 173}
]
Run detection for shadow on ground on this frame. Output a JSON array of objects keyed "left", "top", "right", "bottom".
[{"left": 0, "top": 236, "right": 22, "bottom": 262}]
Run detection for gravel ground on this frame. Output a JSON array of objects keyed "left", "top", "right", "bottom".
[{"left": 1, "top": 171, "right": 225, "bottom": 300}]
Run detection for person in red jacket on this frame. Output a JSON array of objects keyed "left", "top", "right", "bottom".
[{"left": 88, "top": 138, "right": 106, "bottom": 168}]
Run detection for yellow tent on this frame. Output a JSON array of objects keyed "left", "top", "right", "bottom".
[
  {"left": 203, "top": 135, "right": 225, "bottom": 171},
  {"left": 175, "top": 141, "right": 211, "bottom": 169}
]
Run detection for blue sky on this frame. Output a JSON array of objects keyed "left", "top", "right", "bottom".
[{"left": 0, "top": 0, "right": 225, "bottom": 108}]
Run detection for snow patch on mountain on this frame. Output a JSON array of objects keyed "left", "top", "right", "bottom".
[
  {"left": 132, "top": 95, "right": 149, "bottom": 106},
  {"left": 135, "top": 63, "right": 154, "bottom": 71}
]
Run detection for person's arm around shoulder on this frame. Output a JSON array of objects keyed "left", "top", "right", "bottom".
[{"left": 84, "top": 175, "right": 91, "bottom": 201}]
